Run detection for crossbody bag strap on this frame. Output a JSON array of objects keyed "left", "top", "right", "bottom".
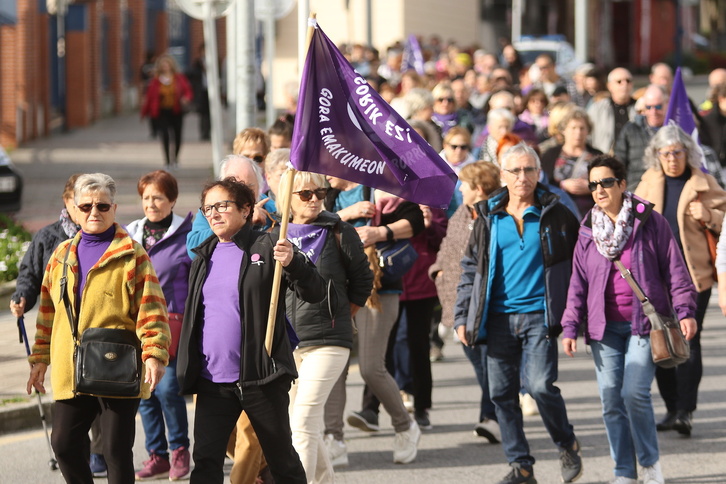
[
  {"left": 613, "top": 259, "right": 658, "bottom": 316},
  {"left": 59, "top": 244, "right": 78, "bottom": 342}
]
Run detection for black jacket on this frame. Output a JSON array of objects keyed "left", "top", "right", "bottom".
[
  {"left": 12, "top": 219, "right": 75, "bottom": 310},
  {"left": 176, "top": 224, "right": 325, "bottom": 393},
  {"left": 286, "top": 211, "right": 373, "bottom": 349}
]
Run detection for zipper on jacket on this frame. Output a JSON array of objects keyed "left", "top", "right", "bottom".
[{"left": 544, "top": 226, "right": 553, "bottom": 256}]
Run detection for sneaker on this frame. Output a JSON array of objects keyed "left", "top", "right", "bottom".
[
  {"left": 641, "top": 461, "right": 664, "bottom": 484},
  {"left": 497, "top": 463, "right": 537, "bottom": 484},
  {"left": 135, "top": 453, "right": 171, "bottom": 480},
  {"left": 324, "top": 434, "right": 349, "bottom": 468},
  {"left": 474, "top": 418, "right": 501, "bottom": 443},
  {"left": 393, "top": 420, "right": 421, "bottom": 464},
  {"left": 90, "top": 453, "right": 107, "bottom": 478},
  {"left": 414, "top": 409, "right": 433, "bottom": 430},
  {"left": 169, "top": 447, "right": 191, "bottom": 481},
  {"left": 559, "top": 438, "right": 583, "bottom": 483},
  {"left": 608, "top": 477, "right": 638, "bottom": 484},
  {"left": 519, "top": 393, "right": 539, "bottom": 416},
  {"left": 429, "top": 346, "right": 444, "bottom": 362},
  {"left": 401, "top": 390, "right": 414, "bottom": 413},
  {"left": 347, "top": 409, "right": 380, "bottom": 432}
]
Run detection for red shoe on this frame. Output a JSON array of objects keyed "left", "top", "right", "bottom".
[
  {"left": 169, "top": 447, "right": 191, "bottom": 481},
  {"left": 135, "top": 453, "right": 170, "bottom": 480}
]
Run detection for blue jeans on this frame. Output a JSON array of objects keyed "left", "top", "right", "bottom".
[
  {"left": 486, "top": 313, "right": 575, "bottom": 466},
  {"left": 590, "top": 321, "right": 659, "bottom": 479},
  {"left": 138, "top": 359, "right": 190, "bottom": 456},
  {"left": 461, "top": 343, "right": 496, "bottom": 422}
]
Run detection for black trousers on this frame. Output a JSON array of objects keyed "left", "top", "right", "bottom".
[
  {"left": 157, "top": 108, "right": 184, "bottom": 165},
  {"left": 52, "top": 396, "right": 139, "bottom": 484},
  {"left": 656, "top": 287, "right": 710, "bottom": 413},
  {"left": 191, "top": 377, "right": 306, "bottom": 484}
]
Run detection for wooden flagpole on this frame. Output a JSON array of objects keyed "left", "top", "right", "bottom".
[{"left": 264, "top": 12, "right": 317, "bottom": 356}]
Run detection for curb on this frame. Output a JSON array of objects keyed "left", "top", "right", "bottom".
[{"left": 0, "top": 398, "right": 53, "bottom": 436}]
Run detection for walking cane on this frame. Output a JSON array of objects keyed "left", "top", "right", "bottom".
[{"left": 17, "top": 314, "right": 58, "bottom": 471}]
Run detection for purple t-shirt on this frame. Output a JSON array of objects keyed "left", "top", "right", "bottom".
[
  {"left": 604, "top": 237, "right": 634, "bottom": 322},
  {"left": 287, "top": 223, "right": 327, "bottom": 265},
  {"left": 200, "top": 242, "right": 244, "bottom": 383},
  {"left": 76, "top": 226, "right": 115, "bottom": 303}
]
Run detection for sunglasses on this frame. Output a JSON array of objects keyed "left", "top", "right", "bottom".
[
  {"left": 644, "top": 104, "right": 663, "bottom": 111},
  {"left": 448, "top": 144, "right": 469, "bottom": 151},
  {"left": 201, "top": 200, "right": 238, "bottom": 217},
  {"left": 76, "top": 202, "right": 113, "bottom": 213},
  {"left": 588, "top": 177, "right": 620, "bottom": 192},
  {"left": 251, "top": 155, "right": 265, "bottom": 164},
  {"left": 293, "top": 188, "right": 328, "bottom": 202},
  {"left": 437, "top": 97, "right": 454, "bottom": 103}
]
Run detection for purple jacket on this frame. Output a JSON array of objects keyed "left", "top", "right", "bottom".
[
  {"left": 561, "top": 196, "right": 696, "bottom": 342},
  {"left": 126, "top": 212, "right": 193, "bottom": 314}
]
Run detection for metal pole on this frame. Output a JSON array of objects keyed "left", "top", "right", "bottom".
[
  {"left": 298, "top": 0, "right": 309, "bottom": 73},
  {"left": 57, "top": 0, "right": 67, "bottom": 131},
  {"left": 203, "top": 0, "right": 224, "bottom": 178},
  {"left": 366, "top": 0, "right": 372, "bottom": 47},
  {"left": 226, "top": 2, "right": 236, "bottom": 107},
  {"left": 264, "top": 13, "right": 275, "bottom": 128},
  {"left": 575, "top": 0, "right": 588, "bottom": 62},
  {"left": 512, "top": 0, "right": 522, "bottom": 42},
  {"left": 236, "top": 0, "right": 256, "bottom": 133}
]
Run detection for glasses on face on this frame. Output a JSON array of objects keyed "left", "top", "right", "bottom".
[
  {"left": 293, "top": 188, "right": 328, "bottom": 202},
  {"left": 437, "top": 97, "right": 454, "bottom": 103},
  {"left": 250, "top": 155, "right": 265, "bottom": 164},
  {"left": 658, "top": 149, "right": 686, "bottom": 159},
  {"left": 644, "top": 104, "right": 663, "bottom": 111},
  {"left": 201, "top": 200, "right": 238, "bottom": 217},
  {"left": 76, "top": 202, "right": 112, "bottom": 213},
  {"left": 614, "top": 78, "right": 633, "bottom": 84},
  {"left": 502, "top": 166, "right": 539, "bottom": 177},
  {"left": 588, "top": 177, "right": 620, "bottom": 192},
  {"left": 447, "top": 144, "right": 469, "bottom": 151}
]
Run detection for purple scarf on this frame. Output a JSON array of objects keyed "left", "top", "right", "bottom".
[{"left": 432, "top": 112, "right": 459, "bottom": 135}]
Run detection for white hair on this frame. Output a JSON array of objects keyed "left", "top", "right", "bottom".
[
  {"left": 74, "top": 173, "right": 116, "bottom": 203},
  {"left": 219, "top": 155, "right": 264, "bottom": 197}
]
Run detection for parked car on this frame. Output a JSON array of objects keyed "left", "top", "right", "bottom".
[
  {"left": 0, "top": 146, "right": 23, "bottom": 212},
  {"left": 514, "top": 35, "right": 583, "bottom": 79}
]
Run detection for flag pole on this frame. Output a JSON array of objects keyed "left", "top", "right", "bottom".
[{"left": 264, "top": 12, "right": 317, "bottom": 356}]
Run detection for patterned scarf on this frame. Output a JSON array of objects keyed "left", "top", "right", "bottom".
[
  {"left": 59, "top": 208, "right": 80, "bottom": 238},
  {"left": 591, "top": 192, "right": 634, "bottom": 261}
]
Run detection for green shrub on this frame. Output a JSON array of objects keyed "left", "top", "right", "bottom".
[{"left": 0, "top": 214, "right": 32, "bottom": 282}]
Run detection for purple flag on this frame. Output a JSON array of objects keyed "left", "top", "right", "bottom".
[
  {"left": 664, "top": 67, "right": 707, "bottom": 170},
  {"left": 401, "top": 34, "right": 425, "bottom": 76},
  {"left": 290, "top": 22, "right": 457, "bottom": 208}
]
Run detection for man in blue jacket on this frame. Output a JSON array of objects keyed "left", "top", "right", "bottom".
[{"left": 454, "top": 143, "right": 582, "bottom": 484}]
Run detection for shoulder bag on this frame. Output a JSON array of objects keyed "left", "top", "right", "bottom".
[
  {"left": 614, "top": 260, "right": 689, "bottom": 368},
  {"left": 60, "top": 246, "right": 142, "bottom": 398}
]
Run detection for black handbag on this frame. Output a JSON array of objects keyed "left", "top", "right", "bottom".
[
  {"left": 59, "top": 246, "right": 142, "bottom": 398},
  {"left": 614, "top": 260, "right": 690, "bottom": 368}
]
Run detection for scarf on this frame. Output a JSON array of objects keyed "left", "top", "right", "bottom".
[
  {"left": 59, "top": 208, "right": 80, "bottom": 239},
  {"left": 432, "top": 112, "right": 458, "bottom": 135},
  {"left": 591, "top": 192, "right": 634, "bottom": 261},
  {"left": 143, "top": 212, "right": 173, "bottom": 250}
]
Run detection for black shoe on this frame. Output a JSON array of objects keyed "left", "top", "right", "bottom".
[
  {"left": 656, "top": 411, "right": 677, "bottom": 431},
  {"left": 673, "top": 410, "right": 692, "bottom": 436},
  {"left": 497, "top": 463, "right": 537, "bottom": 484},
  {"left": 414, "top": 410, "right": 433, "bottom": 430},
  {"left": 559, "top": 438, "right": 583, "bottom": 483},
  {"left": 346, "top": 409, "right": 380, "bottom": 432}
]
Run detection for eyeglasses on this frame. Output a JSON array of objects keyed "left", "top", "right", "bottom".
[
  {"left": 251, "top": 155, "right": 265, "bottom": 164},
  {"left": 76, "top": 202, "right": 113, "bottom": 213},
  {"left": 614, "top": 78, "right": 633, "bottom": 84},
  {"left": 293, "top": 188, "right": 328, "bottom": 202},
  {"left": 644, "top": 104, "right": 663, "bottom": 111},
  {"left": 657, "top": 149, "right": 686, "bottom": 159},
  {"left": 201, "top": 200, "right": 238, "bottom": 217},
  {"left": 502, "top": 166, "right": 539, "bottom": 177},
  {"left": 588, "top": 177, "right": 621, "bottom": 192},
  {"left": 447, "top": 144, "right": 469, "bottom": 151},
  {"left": 437, "top": 97, "right": 454, "bottom": 103}
]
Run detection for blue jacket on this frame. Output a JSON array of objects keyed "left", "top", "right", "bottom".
[
  {"left": 560, "top": 195, "right": 697, "bottom": 342},
  {"left": 454, "top": 184, "right": 579, "bottom": 344}
]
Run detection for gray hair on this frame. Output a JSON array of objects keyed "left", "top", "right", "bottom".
[
  {"left": 265, "top": 148, "right": 291, "bottom": 174},
  {"left": 486, "top": 108, "right": 516, "bottom": 130},
  {"left": 219, "top": 154, "right": 264, "bottom": 196},
  {"left": 500, "top": 142, "right": 542, "bottom": 170},
  {"left": 643, "top": 123, "right": 702, "bottom": 172},
  {"left": 404, "top": 88, "right": 435, "bottom": 116},
  {"left": 74, "top": 173, "right": 116, "bottom": 204}
]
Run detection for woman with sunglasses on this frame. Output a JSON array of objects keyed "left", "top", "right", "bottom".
[
  {"left": 125, "top": 170, "right": 193, "bottom": 480},
  {"left": 176, "top": 177, "right": 324, "bottom": 483},
  {"left": 634, "top": 124, "right": 726, "bottom": 438},
  {"left": 561, "top": 156, "right": 697, "bottom": 484},
  {"left": 431, "top": 82, "right": 473, "bottom": 136},
  {"left": 285, "top": 171, "right": 373, "bottom": 482},
  {"left": 439, "top": 126, "right": 475, "bottom": 216},
  {"left": 27, "top": 173, "right": 170, "bottom": 484}
]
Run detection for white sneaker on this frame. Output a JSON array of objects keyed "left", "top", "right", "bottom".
[
  {"left": 473, "top": 418, "right": 501, "bottom": 443},
  {"left": 608, "top": 477, "right": 638, "bottom": 484},
  {"left": 641, "top": 461, "right": 664, "bottom": 484},
  {"left": 400, "top": 390, "right": 414, "bottom": 413},
  {"left": 519, "top": 393, "right": 539, "bottom": 416},
  {"left": 324, "top": 434, "right": 349, "bottom": 468},
  {"left": 393, "top": 420, "right": 421, "bottom": 464}
]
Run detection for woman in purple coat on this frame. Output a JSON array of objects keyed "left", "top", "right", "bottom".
[
  {"left": 560, "top": 156, "right": 697, "bottom": 484},
  {"left": 126, "top": 170, "right": 193, "bottom": 480}
]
